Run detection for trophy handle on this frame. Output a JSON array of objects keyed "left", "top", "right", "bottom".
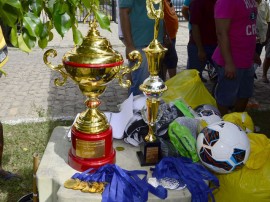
[
  {"left": 117, "top": 50, "right": 142, "bottom": 88},
  {"left": 43, "top": 49, "right": 68, "bottom": 86}
]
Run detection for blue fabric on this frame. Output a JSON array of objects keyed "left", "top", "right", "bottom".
[
  {"left": 69, "top": 164, "right": 167, "bottom": 202},
  {"left": 151, "top": 157, "right": 219, "bottom": 202}
]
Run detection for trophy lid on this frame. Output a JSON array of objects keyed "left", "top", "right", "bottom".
[{"left": 63, "top": 20, "right": 124, "bottom": 68}]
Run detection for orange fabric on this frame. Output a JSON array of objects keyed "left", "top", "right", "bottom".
[{"left": 164, "top": 0, "right": 179, "bottom": 39}]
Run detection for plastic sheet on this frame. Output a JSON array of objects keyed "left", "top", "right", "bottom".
[
  {"left": 214, "top": 133, "right": 270, "bottom": 202},
  {"left": 162, "top": 70, "right": 217, "bottom": 109},
  {"left": 223, "top": 112, "right": 254, "bottom": 133}
]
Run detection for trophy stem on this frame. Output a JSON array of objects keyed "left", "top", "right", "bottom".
[
  {"left": 145, "top": 124, "right": 156, "bottom": 142},
  {"left": 144, "top": 98, "right": 160, "bottom": 142},
  {"left": 73, "top": 97, "right": 109, "bottom": 134}
]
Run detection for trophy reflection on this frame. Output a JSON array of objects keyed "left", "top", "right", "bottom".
[
  {"left": 44, "top": 20, "right": 142, "bottom": 171},
  {"left": 136, "top": 0, "right": 168, "bottom": 166}
]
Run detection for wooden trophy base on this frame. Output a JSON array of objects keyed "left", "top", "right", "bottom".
[{"left": 136, "top": 140, "right": 162, "bottom": 166}]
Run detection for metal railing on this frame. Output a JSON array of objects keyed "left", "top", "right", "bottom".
[
  {"left": 75, "top": 0, "right": 185, "bottom": 23},
  {"left": 40, "top": 0, "right": 186, "bottom": 24}
]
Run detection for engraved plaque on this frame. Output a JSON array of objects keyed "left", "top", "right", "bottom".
[
  {"left": 76, "top": 139, "right": 105, "bottom": 158},
  {"left": 137, "top": 140, "right": 162, "bottom": 166},
  {"left": 145, "top": 147, "right": 159, "bottom": 163}
]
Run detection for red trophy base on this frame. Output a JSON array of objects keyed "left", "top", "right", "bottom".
[{"left": 68, "top": 126, "right": 116, "bottom": 172}]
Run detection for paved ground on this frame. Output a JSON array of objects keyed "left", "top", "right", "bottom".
[{"left": 0, "top": 21, "right": 269, "bottom": 124}]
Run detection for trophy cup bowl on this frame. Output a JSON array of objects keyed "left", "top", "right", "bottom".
[{"left": 44, "top": 21, "right": 142, "bottom": 171}]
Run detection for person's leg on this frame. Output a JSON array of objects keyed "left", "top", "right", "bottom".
[
  {"left": 255, "top": 42, "right": 264, "bottom": 57},
  {"left": 262, "top": 57, "right": 270, "bottom": 83},
  {"left": 0, "top": 121, "right": 8, "bottom": 178},
  {"left": 217, "top": 104, "right": 230, "bottom": 116},
  {"left": 234, "top": 98, "right": 249, "bottom": 112},
  {"left": 214, "top": 66, "right": 238, "bottom": 116},
  {"left": 163, "top": 38, "right": 178, "bottom": 80},
  {"left": 235, "top": 67, "right": 255, "bottom": 112},
  {"left": 0, "top": 122, "right": 20, "bottom": 180},
  {"left": 187, "top": 43, "right": 206, "bottom": 81},
  {"left": 0, "top": 122, "right": 3, "bottom": 170},
  {"left": 262, "top": 40, "right": 270, "bottom": 83}
]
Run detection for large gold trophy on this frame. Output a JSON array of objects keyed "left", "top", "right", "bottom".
[
  {"left": 137, "top": 0, "right": 168, "bottom": 166},
  {"left": 44, "top": 20, "right": 142, "bottom": 171}
]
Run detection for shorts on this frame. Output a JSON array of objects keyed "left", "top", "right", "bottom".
[
  {"left": 214, "top": 65, "right": 255, "bottom": 107},
  {"left": 187, "top": 43, "right": 216, "bottom": 74},
  {"left": 163, "top": 38, "right": 178, "bottom": 69}
]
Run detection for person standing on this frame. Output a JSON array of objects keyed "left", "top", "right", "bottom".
[
  {"left": 261, "top": 0, "right": 270, "bottom": 84},
  {"left": 254, "top": 0, "right": 270, "bottom": 73},
  {"left": 255, "top": 0, "right": 270, "bottom": 57},
  {"left": 262, "top": 24, "right": 270, "bottom": 83},
  {"left": 212, "top": 0, "right": 257, "bottom": 115},
  {"left": 181, "top": 0, "right": 191, "bottom": 22},
  {"left": 161, "top": 0, "right": 179, "bottom": 80},
  {"left": 119, "top": 0, "right": 164, "bottom": 96},
  {"left": 116, "top": 0, "right": 124, "bottom": 41},
  {"left": 187, "top": 0, "right": 217, "bottom": 82},
  {"left": 0, "top": 26, "right": 19, "bottom": 180}
]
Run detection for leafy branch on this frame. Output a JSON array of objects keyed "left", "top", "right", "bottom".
[{"left": 0, "top": 0, "right": 111, "bottom": 53}]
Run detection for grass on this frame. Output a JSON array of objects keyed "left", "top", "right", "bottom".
[
  {"left": 0, "top": 120, "right": 72, "bottom": 202},
  {"left": 0, "top": 110, "right": 269, "bottom": 202}
]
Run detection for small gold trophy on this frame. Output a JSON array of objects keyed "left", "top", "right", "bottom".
[
  {"left": 44, "top": 20, "right": 142, "bottom": 171},
  {"left": 136, "top": 0, "right": 168, "bottom": 166}
]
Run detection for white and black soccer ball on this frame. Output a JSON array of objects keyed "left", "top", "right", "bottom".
[
  {"left": 196, "top": 121, "right": 250, "bottom": 174},
  {"left": 195, "top": 104, "right": 222, "bottom": 125}
]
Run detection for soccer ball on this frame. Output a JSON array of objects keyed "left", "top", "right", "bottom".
[
  {"left": 196, "top": 121, "right": 250, "bottom": 174},
  {"left": 195, "top": 104, "right": 222, "bottom": 125}
]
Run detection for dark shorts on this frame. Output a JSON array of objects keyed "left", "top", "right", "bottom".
[
  {"left": 187, "top": 43, "right": 216, "bottom": 74},
  {"left": 163, "top": 38, "right": 178, "bottom": 69},
  {"left": 214, "top": 65, "right": 255, "bottom": 107}
]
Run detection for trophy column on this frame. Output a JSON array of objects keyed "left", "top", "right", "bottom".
[{"left": 137, "top": 0, "right": 168, "bottom": 166}]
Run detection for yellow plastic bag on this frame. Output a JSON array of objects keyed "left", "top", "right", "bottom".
[
  {"left": 161, "top": 70, "right": 216, "bottom": 109},
  {"left": 223, "top": 112, "right": 254, "bottom": 133},
  {"left": 214, "top": 133, "right": 270, "bottom": 202}
]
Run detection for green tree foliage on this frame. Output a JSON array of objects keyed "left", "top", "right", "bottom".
[{"left": 0, "top": 0, "right": 111, "bottom": 52}]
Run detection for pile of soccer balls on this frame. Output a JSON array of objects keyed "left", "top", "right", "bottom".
[{"left": 194, "top": 104, "right": 251, "bottom": 174}]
